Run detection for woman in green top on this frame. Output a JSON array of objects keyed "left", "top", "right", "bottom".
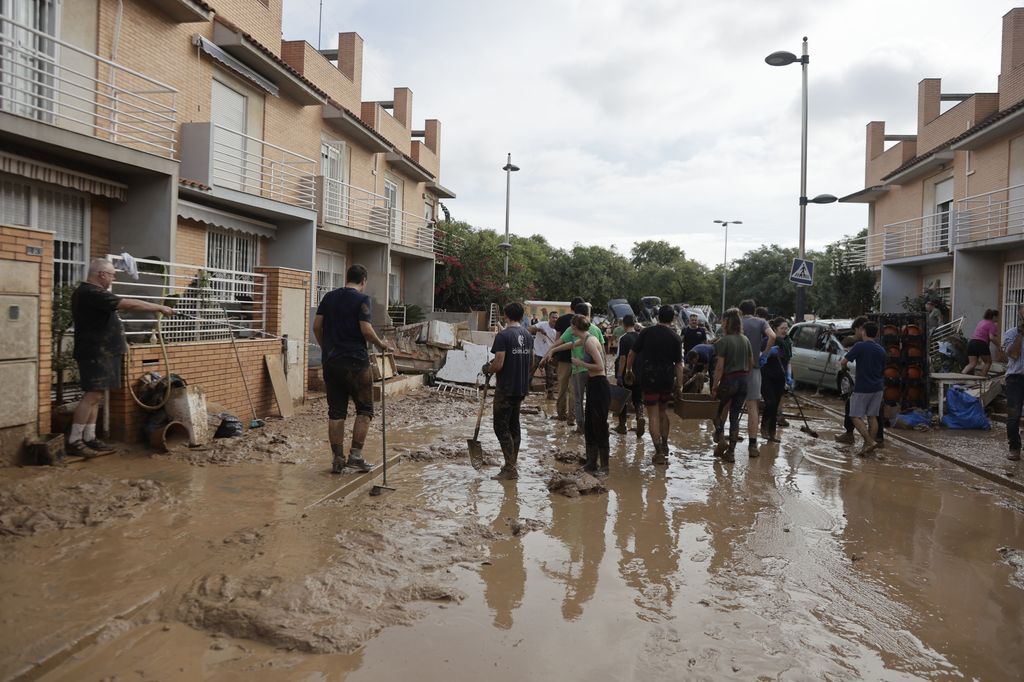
[
  {"left": 760, "top": 317, "right": 793, "bottom": 443},
  {"left": 711, "top": 308, "right": 753, "bottom": 462}
]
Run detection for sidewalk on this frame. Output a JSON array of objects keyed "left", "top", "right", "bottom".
[{"left": 802, "top": 395, "right": 1023, "bottom": 494}]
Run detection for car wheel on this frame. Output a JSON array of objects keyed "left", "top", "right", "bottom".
[{"left": 837, "top": 371, "right": 854, "bottom": 397}]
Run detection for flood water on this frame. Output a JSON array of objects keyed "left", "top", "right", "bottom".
[{"left": 1, "top": 392, "right": 1022, "bottom": 681}]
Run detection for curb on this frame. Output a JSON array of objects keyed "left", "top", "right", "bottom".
[{"left": 800, "top": 395, "right": 1024, "bottom": 495}]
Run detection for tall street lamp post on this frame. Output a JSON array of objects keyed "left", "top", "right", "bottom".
[
  {"left": 765, "top": 38, "right": 836, "bottom": 320},
  {"left": 714, "top": 219, "right": 742, "bottom": 317},
  {"left": 500, "top": 153, "right": 520, "bottom": 289}
]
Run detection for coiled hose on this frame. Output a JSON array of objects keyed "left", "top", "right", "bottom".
[{"left": 124, "top": 313, "right": 172, "bottom": 411}]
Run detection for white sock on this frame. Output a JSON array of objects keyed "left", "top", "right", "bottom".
[
  {"left": 70, "top": 423, "right": 85, "bottom": 443},
  {"left": 84, "top": 424, "right": 96, "bottom": 442}
]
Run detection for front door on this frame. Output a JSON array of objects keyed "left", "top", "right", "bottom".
[{"left": 928, "top": 178, "right": 953, "bottom": 252}]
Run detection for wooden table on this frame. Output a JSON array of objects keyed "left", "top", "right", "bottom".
[{"left": 931, "top": 372, "right": 995, "bottom": 420}]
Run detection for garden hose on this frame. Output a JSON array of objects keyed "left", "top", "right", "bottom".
[{"left": 124, "top": 313, "right": 173, "bottom": 411}]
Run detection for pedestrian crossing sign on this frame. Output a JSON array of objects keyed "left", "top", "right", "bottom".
[{"left": 789, "top": 258, "right": 814, "bottom": 286}]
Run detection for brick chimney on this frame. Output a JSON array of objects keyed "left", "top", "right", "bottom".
[
  {"left": 425, "top": 119, "right": 441, "bottom": 157},
  {"left": 393, "top": 87, "right": 412, "bottom": 129},
  {"left": 337, "top": 32, "right": 363, "bottom": 88},
  {"left": 999, "top": 8, "right": 1024, "bottom": 108},
  {"left": 917, "top": 78, "right": 941, "bottom": 131}
]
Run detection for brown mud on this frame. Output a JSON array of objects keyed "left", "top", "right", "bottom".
[{"left": 0, "top": 388, "right": 1022, "bottom": 681}]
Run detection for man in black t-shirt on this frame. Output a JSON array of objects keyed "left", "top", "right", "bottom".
[
  {"left": 69, "top": 258, "right": 174, "bottom": 458},
  {"left": 553, "top": 297, "right": 583, "bottom": 423},
  {"left": 484, "top": 302, "right": 534, "bottom": 480},
  {"left": 626, "top": 305, "right": 684, "bottom": 464},
  {"left": 681, "top": 312, "right": 708, "bottom": 354},
  {"left": 314, "top": 264, "right": 388, "bottom": 474},
  {"left": 613, "top": 315, "right": 645, "bottom": 436}
]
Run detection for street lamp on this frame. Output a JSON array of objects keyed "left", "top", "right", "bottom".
[
  {"left": 766, "top": 37, "right": 837, "bottom": 321},
  {"left": 714, "top": 220, "right": 742, "bottom": 317},
  {"left": 500, "top": 152, "right": 520, "bottom": 288}
]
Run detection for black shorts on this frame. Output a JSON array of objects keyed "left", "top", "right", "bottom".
[
  {"left": 77, "top": 354, "right": 123, "bottom": 392},
  {"left": 967, "top": 339, "right": 991, "bottom": 357},
  {"left": 323, "top": 356, "right": 374, "bottom": 420}
]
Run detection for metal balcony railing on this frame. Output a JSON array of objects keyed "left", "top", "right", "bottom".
[
  {"left": 211, "top": 124, "right": 317, "bottom": 210},
  {"left": 876, "top": 212, "right": 952, "bottom": 261},
  {"left": 106, "top": 254, "right": 267, "bottom": 343},
  {"left": 390, "top": 207, "right": 436, "bottom": 252},
  {"left": 321, "top": 177, "right": 390, "bottom": 237},
  {"left": 955, "top": 183, "right": 1024, "bottom": 243},
  {"left": 0, "top": 14, "right": 177, "bottom": 157}
]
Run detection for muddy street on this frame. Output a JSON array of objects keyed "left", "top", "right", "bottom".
[{"left": 1, "top": 389, "right": 1023, "bottom": 681}]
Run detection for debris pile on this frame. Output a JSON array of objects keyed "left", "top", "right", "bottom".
[{"left": 546, "top": 470, "right": 607, "bottom": 498}]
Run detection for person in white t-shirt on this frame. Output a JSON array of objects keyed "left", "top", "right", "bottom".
[{"left": 529, "top": 311, "right": 560, "bottom": 399}]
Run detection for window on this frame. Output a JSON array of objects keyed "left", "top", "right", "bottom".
[
  {"left": 315, "top": 249, "right": 346, "bottom": 304},
  {"left": 0, "top": 0, "right": 59, "bottom": 122},
  {"left": 383, "top": 173, "right": 401, "bottom": 242},
  {"left": 792, "top": 324, "right": 820, "bottom": 350},
  {"left": 388, "top": 255, "right": 400, "bottom": 304},
  {"left": 206, "top": 229, "right": 257, "bottom": 302},
  {"left": 1, "top": 174, "right": 88, "bottom": 291},
  {"left": 320, "top": 139, "right": 349, "bottom": 225},
  {"left": 1004, "top": 261, "right": 1024, "bottom": 333},
  {"left": 926, "top": 177, "right": 953, "bottom": 253}
]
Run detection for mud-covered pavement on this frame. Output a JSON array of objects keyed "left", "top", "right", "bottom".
[{"left": 1, "top": 388, "right": 1023, "bottom": 681}]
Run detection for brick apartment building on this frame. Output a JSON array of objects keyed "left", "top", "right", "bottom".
[
  {"left": 842, "top": 7, "right": 1024, "bottom": 335},
  {"left": 0, "top": 0, "right": 454, "bottom": 456}
]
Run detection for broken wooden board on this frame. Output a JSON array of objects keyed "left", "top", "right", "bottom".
[
  {"left": 370, "top": 353, "right": 396, "bottom": 380},
  {"left": 264, "top": 354, "right": 294, "bottom": 418}
]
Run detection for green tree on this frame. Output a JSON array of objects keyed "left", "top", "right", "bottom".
[{"left": 630, "top": 240, "right": 684, "bottom": 269}]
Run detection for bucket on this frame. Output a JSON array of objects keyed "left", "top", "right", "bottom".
[
  {"left": 608, "top": 384, "right": 633, "bottom": 414},
  {"left": 149, "top": 421, "right": 190, "bottom": 453}
]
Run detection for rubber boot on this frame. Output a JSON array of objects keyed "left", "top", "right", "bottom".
[
  {"left": 331, "top": 443, "right": 347, "bottom": 474},
  {"left": 492, "top": 442, "right": 519, "bottom": 480},
  {"left": 583, "top": 444, "right": 599, "bottom": 473},
  {"left": 614, "top": 412, "right": 628, "bottom": 434},
  {"left": 652, "top": 443, "right": 668, "bottom": 466},
  {"left": 636, "top": 406, "right": 646, "bottom": 437},
  {"left": 598, "top": 448, "right": 610, "bottom": 476},
  {"left": 721, "top": 440, "right": 737, "bottom": 463}
]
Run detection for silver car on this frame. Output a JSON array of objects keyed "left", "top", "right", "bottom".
[{"left": 789, "top": 319, "right": 856, "bottom": 395}]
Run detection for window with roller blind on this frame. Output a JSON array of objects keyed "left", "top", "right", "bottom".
[{"left": 0, "top": 174, "right": 88, "bottom": 291}]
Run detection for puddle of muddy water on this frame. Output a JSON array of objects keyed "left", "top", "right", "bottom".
[{"left": 4, "top": 393, "right": 1024, "bottom": 681}]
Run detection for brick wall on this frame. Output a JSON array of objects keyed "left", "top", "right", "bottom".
[
  {"left": 175, "top": 218, "right": 207, "bottom": 265},
  {"left": 917, "top": 94, "right": 999, "bottom": 156},
  {"left": 257, "top": 266, "right": 311, "bottom": 399},
  {"left": 109, "top": 338, "right": 280, "bottom": 440},
  {"left": 0, "top": 225, "right": 54, "bottom": 438}
]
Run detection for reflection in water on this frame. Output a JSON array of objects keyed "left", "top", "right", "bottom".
[
  {"left": 545, "top": 492, "right": 608, "bottom": 621},
  {"left": 613, "top": 469, "right": 680, "bottom": 621},
  {"left": 482, "top": 486, "right": 526, "bottom": 629}
]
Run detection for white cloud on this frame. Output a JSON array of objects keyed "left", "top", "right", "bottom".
[{"left": 283, "top": 0, "right": 1018, "bottom": 266}]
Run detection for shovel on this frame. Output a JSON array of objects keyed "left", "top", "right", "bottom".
[{"left": 467, "top": 373, "right": 491, "bottom": 469}]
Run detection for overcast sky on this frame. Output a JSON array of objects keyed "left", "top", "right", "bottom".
[{"left": 284, "top": 0, "right": 1016, "bottom": 268}]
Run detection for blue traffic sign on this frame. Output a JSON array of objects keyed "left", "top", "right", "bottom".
[{"left": 789, "top": 258, "right": 814, "bottom": 286}]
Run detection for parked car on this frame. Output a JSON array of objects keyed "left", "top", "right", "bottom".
[
  {"left": 788, "top": 319, "right": 856, "bottom": 395},
  {"left": 606, "top": 298, "right": 635, "bottom": 324}
]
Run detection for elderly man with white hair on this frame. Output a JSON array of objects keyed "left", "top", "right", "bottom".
[{"left": 68, "top": 258, "right": 174, "bottom": 457}]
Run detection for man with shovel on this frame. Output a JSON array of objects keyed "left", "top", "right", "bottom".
[
  {"left": 483, "top": 302, "right": 533, "bottom": 481},
  {"left": 314, "top": 264, "right": 388, "bottom": 475}
]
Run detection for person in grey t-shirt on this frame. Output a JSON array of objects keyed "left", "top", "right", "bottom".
[{"left": 739, "top": 299, "right": 775, "bottom": 457}]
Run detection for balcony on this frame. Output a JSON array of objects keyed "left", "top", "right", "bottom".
[
  {"left": 857, "top": 212, "right": 952, "bottom": 267},
  {"left": 318, "top": 177, "right": 390, "bottom": 238},
  {"left": 0, "top": 14, "right": 177, "bottom": 158},
  {"left": 390, "top": 207, "right": 436, "bottom": 253},
  {"left": 955, "top": 183, "right": 1024, "bottom": 245},
  {"left": 180, "top": 122, "right": 317, "bottom": 211}
]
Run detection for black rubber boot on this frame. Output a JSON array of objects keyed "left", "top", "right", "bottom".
[{"left": 330, "top": 443, "right": 346, "bottom": 474}]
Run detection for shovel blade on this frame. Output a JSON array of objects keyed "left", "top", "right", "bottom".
[{"left": 467, "top": 439, "right": 484, "bottom": 469}]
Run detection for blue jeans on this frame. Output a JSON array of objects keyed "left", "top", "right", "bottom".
[{"left": 1007, "top": 374, "right": 1024, "bottom": 450}]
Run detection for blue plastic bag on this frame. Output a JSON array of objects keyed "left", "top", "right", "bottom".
[
  {"left": 941, "top": 385, "right": 991, "bottom": 430},
  {"left": 894, "top": 409, "right": 931, "bottom": 429}
]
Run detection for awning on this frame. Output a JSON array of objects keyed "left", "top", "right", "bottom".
[
  {"left": 139, "top": 0, "right": 210, "bottom": 22},
  {"left": 193, "top": 36, "right": 279, "bottom": 96},
  {"left": 882, "top": 151, "right": 955, "bottom": 185},
  {"left": 212, "top": 22, "right": 325, "bottom": 105},
  {"left": 322, "top": 102, "right": 391, "bottom": 152},
  {"left": 177, "top": 199, "right": 276, "bottom": 239},
  {"left": 839, "top": 185, "right": 890, "bottom": 204},
  {"left": 0, "top": 151, "right": 127, "bottom": 201},
  {"left": 385, "top": 151, "right": 434, "bottom": 182},
  {"left": 426, "top": 181, "right": 456, "bottom": 199}
]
